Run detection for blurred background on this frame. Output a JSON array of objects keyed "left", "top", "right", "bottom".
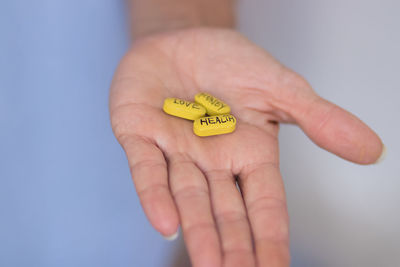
[{"left": 1, "top": 0, "right": 399, "bottom": 266}]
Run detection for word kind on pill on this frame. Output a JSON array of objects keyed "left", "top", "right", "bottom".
[
  {"left": 163, "top": 98, "right": 206, "bottom": 120},
  {"left": 194, "top": 92, "right": 230, "bottom": 116},
  {"left": 193, "top": 114, "right": 236, "bottom": 137}
]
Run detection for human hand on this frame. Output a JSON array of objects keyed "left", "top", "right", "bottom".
[{"left": 109, "top": 28, "right": 383, "bottom": 267}]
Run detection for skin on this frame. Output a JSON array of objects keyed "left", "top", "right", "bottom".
[{"left": 109, "top": 28, "right": 383, "bottom": 267}]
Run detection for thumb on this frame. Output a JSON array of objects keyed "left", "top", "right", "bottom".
[{"left": 287, "top": 92, "right": 384, "bottom": 165}]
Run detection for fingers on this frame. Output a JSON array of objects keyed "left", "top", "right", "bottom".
[
  {"left": 118, "top": 135, "right": 179, "bottom": 237},
  {"left": 288, "top": 92, "right": 384, "bottom": 164},
  {"left": 206, "top": 170, "right": 255, "bottom": 267},
  {"left": 239, "top": 163, "right": 290, "bottom": 267},
  {"left": 168, "top": 153, "right": 221, "bottom": 267}
]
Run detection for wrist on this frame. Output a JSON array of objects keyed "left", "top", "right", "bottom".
[
  {"left": 131, "top": 18, "right": 207, "bottom": 39},
  {"left": 130, "top": 0, "right": 236, "bottom": 39}
]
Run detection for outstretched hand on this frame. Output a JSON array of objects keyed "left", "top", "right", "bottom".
[{"left": 109, "top": 28, "right": 383, "bottom": 267}]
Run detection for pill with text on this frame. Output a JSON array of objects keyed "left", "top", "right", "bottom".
[
  {"left": 193, "top": 114, "right": 236, "bottom": 137},
  {"left": 163, "top": 98, "right": 207, "bottom": 120},
  {"left": 194, "top": 92, "right": 230, "bottom": 116}
]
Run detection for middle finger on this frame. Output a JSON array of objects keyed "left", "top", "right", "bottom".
[{"left": 206, "top": 169, "right": 255, "bottom": 267}]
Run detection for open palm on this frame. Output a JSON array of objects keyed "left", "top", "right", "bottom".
[{"left": 109, "top": 28, "right": 383, "bottom": 267}]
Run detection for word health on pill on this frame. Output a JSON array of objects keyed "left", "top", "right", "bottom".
[
  {"left": 163, "top": 97, "right": 206, "bottom": 120},
  {"left": 193, "top": 114, "right": 236, "bottom": 137},
  {"left": 194, "top": 92, "right": 230, "bottom": 116}
]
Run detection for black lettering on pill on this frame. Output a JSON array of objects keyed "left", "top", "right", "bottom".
[
  {"left": 200, "top": 118, "right": 208, "bottom": 126},
  {"left": 198, "top": 93, "right": 206, "bottom": 100},
  {"left": 206, "top": 96, "right": 215, "bottom": 104},
  {"left": 215, "top": 116, "right": 221, "bottom": 124}
]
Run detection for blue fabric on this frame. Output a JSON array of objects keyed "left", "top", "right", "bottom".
[{"left": 0, "top": 1, "right": 178, "bottom": 266}]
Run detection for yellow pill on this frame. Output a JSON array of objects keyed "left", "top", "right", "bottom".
[
  {"left": 193, "top": 114, "right": 236, "bottom": 137},
  {"left": 194, "top": 92, "right": 231, "bottom": 116},
  {"left": 163, "top": 97, "right": 206, "bottom": 120}
]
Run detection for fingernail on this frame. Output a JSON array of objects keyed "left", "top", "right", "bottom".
[
  {"left": 375, "top": 144, "right": 387, "bottom": 164},
  {"left": 163, "top": 231, "right": 179, "bottom": 241}
]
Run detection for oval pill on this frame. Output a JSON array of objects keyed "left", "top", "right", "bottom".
[
  {"left": 194, "top": 92, "right": 231, "bottom": 116},
  {"left": 193, "top": 114, "right": 236, "bottom": 137},
  {"left": 163, "top": 97, "right": 206, "bottom": 120}
]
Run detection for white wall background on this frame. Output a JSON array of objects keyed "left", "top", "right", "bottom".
[{"left": 237, "top": 0, "right": 400, "bottom": 266}]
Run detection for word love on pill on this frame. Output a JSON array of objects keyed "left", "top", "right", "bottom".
[
  {"left": 163, "top": 98, "right": 206, "bottom": 120},
  {"left": 194, "top": 92, "right": 231, "bottom": 116},
  {"left": 193, "top": 114, "right": 236, "bottom": 137}
]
